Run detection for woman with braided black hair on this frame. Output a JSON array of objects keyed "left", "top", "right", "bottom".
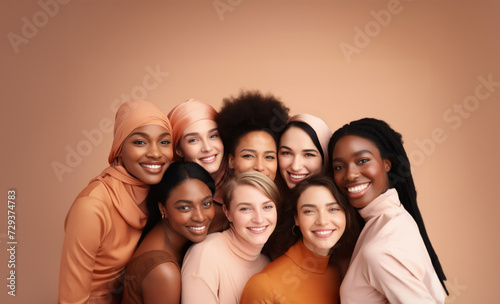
[{"left": 328, "top": 118, "right": 447, "bottom": 303}]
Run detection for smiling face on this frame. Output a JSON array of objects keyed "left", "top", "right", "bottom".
[
  {"left": 120, "top": 124, "right": 173, "bottom": 185},
  {"left": 229, "top": 130, "right": 278, "bottom": 180},
  {"left": 223, "top": 184, "right": 277, "bottom": 248},
  {"left": 330, "top": 135, "right": 391, "bottom": 209},
  {"left": 177, "top": 119, "right": 224, "bottom": 174},
  {"left": 295, "top": 185, "right": 346, "bottom": 256},
  {"left": 160, "top": 178, "right": 215, "bottom": 243},
  {"left": 279, "top": 126, "right": 323, "bottom": 188}
]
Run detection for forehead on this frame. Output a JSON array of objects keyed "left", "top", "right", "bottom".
[
  {"left": 332, "top": 135, "right": 380, "bottom": 157},
  {"left": 298, "top": 185, "right": 336, "bottom": 205},
  {"left": 183, "top": 119, "right": 217, "bottom": 134},
  {"left": 235, "top": 130, "right": 276, "bottom": 150},
  {"left": 280, "top": 126, "right": 316, "bottom": 148},
  {"left": 230, "top": 184, "right": 271, "bottom": 204}
]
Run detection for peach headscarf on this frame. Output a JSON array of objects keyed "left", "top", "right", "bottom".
[
  {"left": 288, "top": 114, "right": 332, "bottom": 167},
  {"left": 167, "top": 99, "right": 218, "bottom": 157},
  {"left": 92, "top": 100, "right": 172, "bottom": 229}
]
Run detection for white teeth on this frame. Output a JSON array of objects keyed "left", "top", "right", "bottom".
[
  {"left": 189, "top": 226, "right": 206, "bottom": 231},
  {"left": 248, "top": 227, "right": 266, "bottom": 232},
  {"left": 201, "top": 155, "right": 215, "bottom": 161},
  {"left": 315, "top": 230, "right": 333, "bottom": 235},
  {"left": 347, "top": 184, "right": 368, "bottom": 193},
  {"left": 141, "top": 164, "right": 162, "bottom": 169},
  {"left": 290, "top": 173, "right": 307, "bottom": 179}
]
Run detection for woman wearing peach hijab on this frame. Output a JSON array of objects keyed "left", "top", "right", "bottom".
[
  {"left": 58, "top": 100, "right": 174, "bottom": 304},
  {"left": 168, "top": 99, "right": 227, "bottom": 232}
]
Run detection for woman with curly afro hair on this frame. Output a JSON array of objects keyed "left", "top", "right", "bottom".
[{"left": 216, "top": 90, "right": 290, "bottom": 181}]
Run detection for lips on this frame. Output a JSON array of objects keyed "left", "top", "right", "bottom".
[
  {"left": 247, "top": 226, "right": 268, "bottom": 234},
  {"left": 187, "top": 225, "right": 208, "bottom": 235},
  {"left": 312, "top": 229, "right": 335, "bottom": 238},
  {"left": 345, "top": 182, "right": 370, "bottom": 198},
  {"left": 199, "top": 154, "right": 217, "bottom": 164},
  {"left": 287, "top": 172, "right": 309, "bottom": 183},
  {"left": 140, "top": 163, "right": 164, "bottom": 174}
]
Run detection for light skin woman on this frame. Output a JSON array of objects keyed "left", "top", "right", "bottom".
[
  {"left": 278, "top": 114, "right": 331, "bottom": 189},
  {"left": 59, "top": 100, "right": 173, "bottom": 304},
  {"left": 329, "top": 118, "right": 448, "bottom": 303},
  {"left": 240, "top": 175, "right": 358, "bottom": 304},
  {"left": 181, "top": 171, "right": 280, "bottom": 304},
  {"left": 216, "top": 90, "right": 290, "bottom": 181},
  {"left": 168, "top": 99, "right": 226, "bottom": 232},
  {"left": 121, "top": 162, "right": 216, "bottom": 304}
]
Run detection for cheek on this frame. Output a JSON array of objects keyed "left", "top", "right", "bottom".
[
  {"left": 306, "top": 159, "right": 323, "bottom": 174},
  {"left": 278, "top": 155, "right": 291, "bottom": 169}
]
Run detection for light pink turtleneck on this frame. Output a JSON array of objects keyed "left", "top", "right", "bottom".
[
  {"left": 181, "top": 229, "right": 270, "bottom": 304},
  {"left": 340, "top": 189, "right": 446, "bottom": 304}
]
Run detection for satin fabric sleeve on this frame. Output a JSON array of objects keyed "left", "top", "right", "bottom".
[
  {"left": 363, "top": 244, "right": 442, "bottom": 304},
  {"left": 239, "top": 273, "right": 281, "bottom": 304},
  {"left": 181, "top": 245, "right": 219, "bottom": 304},
  {"left": 58, "top": 196, "right": 111, "bottom": 304}
]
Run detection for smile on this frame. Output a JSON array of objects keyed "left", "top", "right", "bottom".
[
  {"left": 141, "top": 164, "right": 162, "bottom": 169},
  {"left": 187, "top": 225, "right": 207, "bottom": 233},
  {"left": 312, "top": 229, "right": 335, "bottom": 237},
  {"left": 140, "top": 163, "right": 164, "bottom": 174},
  {"left": 347, "top": 183, "right": 369, "bottom": 193},
  {"left": 199, "top": 154, "right": 216, "bottom": 163},
  {"left": 288, "top": 172, "right": 308, "bottom": 181},
  {"left": 247, "top": 226, "right": 268, "bottom": 233}
]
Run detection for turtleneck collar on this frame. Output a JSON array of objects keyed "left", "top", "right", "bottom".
[
  {"left": 223, "top": 228, "right": 263, "bottom": 263},
  {"left": 286, "top": 239, "right": 331, "bottom": 274},
  {"left": 358, "top": 188, "right": 401, "bottom": 222}
]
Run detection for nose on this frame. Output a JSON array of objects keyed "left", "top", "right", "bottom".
[
  {"left": 201, "top": 139, "right": 211, "bottom": 153},
  {"left": 345, "top": 163, "right": 360, "bottom": 181},
  {"left": 253, "top": 157, "right": 265, "bottom": 172},
  {"left": 252, "top": 209, "right": 264, "bottom": 224},
  {"left": 315, "top": 210, "right": 328, "bottom": 226},
  {"left": 291, "top": 155, "right": 303, "bottom": 171},
  {"left": 192, "top": 206, "right": 205, "bottom": 223},
  {"left": 146, "top": 143, "right": 162, "bottom": 159}
]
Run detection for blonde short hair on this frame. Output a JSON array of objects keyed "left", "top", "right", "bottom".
[{"left": 223, "top": 171, "right": 280, "bottom": 211}]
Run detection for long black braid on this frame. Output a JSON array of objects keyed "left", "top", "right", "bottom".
[{"left": 328, "top": 118, "right": 448, "bottom": 295}]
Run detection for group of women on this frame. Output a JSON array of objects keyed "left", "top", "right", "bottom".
[{"left": 58, "top": 91, "right": 448, "bottom": 304}]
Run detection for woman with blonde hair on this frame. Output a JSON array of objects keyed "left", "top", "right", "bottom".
[{"left": 181, "top": 171, "right": 280, "bottom": 304}]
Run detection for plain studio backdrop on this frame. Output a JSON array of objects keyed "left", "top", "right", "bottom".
[{"left": 1, "top": 0, "right": 499, "bottom": 303}]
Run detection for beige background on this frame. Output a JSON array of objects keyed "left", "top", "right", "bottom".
[{"left": 1, "top": 0, "right": 499, "bottom": 303}]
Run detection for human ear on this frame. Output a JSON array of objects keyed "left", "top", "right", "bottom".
[
  {"left": 228, "top": 154, "right": 235, "bottom": 169},
  {"left": 176, "top": 146, "right": 184, "bottom": 159},
  {"left": 384, "top": 159, "right": 391, "bottom": 172},
  {"left": 294, "top": 215, "right": 299, "bottom": 226},
  {"left": 157, "top": 202, "right": 167, "bottom": 219},
  {"left": 222, "top": 204, "right": 232, "bottom": 222}
]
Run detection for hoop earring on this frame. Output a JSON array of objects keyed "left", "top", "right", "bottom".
[{"left": 292, "top": 225, "right": 299, "bottom": 237}]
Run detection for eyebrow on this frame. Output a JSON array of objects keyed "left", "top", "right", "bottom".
[
  {"left": 331, "top": 149, "right": 373, "bottom": 163},
  {"left": 300, "top": 202, "right": 339, "bottom": 209},
  {"left": 235, "top": 200, "right": 273, "bottom": 207},
  {"left": 280, "top": 146, "right": 318, "bottom": 153},
  {"left": 129, "top": 132, "right": 171, "bottom": 138},
  {"left": 183, "top": 128, "right": 218, "bottom": 139}
]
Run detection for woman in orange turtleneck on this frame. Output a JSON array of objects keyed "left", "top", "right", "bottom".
[
  {"left": 58, "top": 100, "right": 173, "bottom": 304},
  {"left": 239, "top": 175, "right": 358, "bottom": 304}
]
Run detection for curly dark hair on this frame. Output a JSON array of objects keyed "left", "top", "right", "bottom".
[{"left": 216, "top": 90, "right": 290, "bottom": 155}]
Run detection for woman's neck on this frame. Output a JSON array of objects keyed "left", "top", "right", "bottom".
[{"left": 225, "top": 228, "right": 263, "bottom": 261}]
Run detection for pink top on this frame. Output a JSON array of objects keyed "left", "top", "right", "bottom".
[
  {"left": 340, "top": 189, "right": 446, "bottom": 304},
  {"left": 181, "top": 229, "right": 270, "bottom": 304}
]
